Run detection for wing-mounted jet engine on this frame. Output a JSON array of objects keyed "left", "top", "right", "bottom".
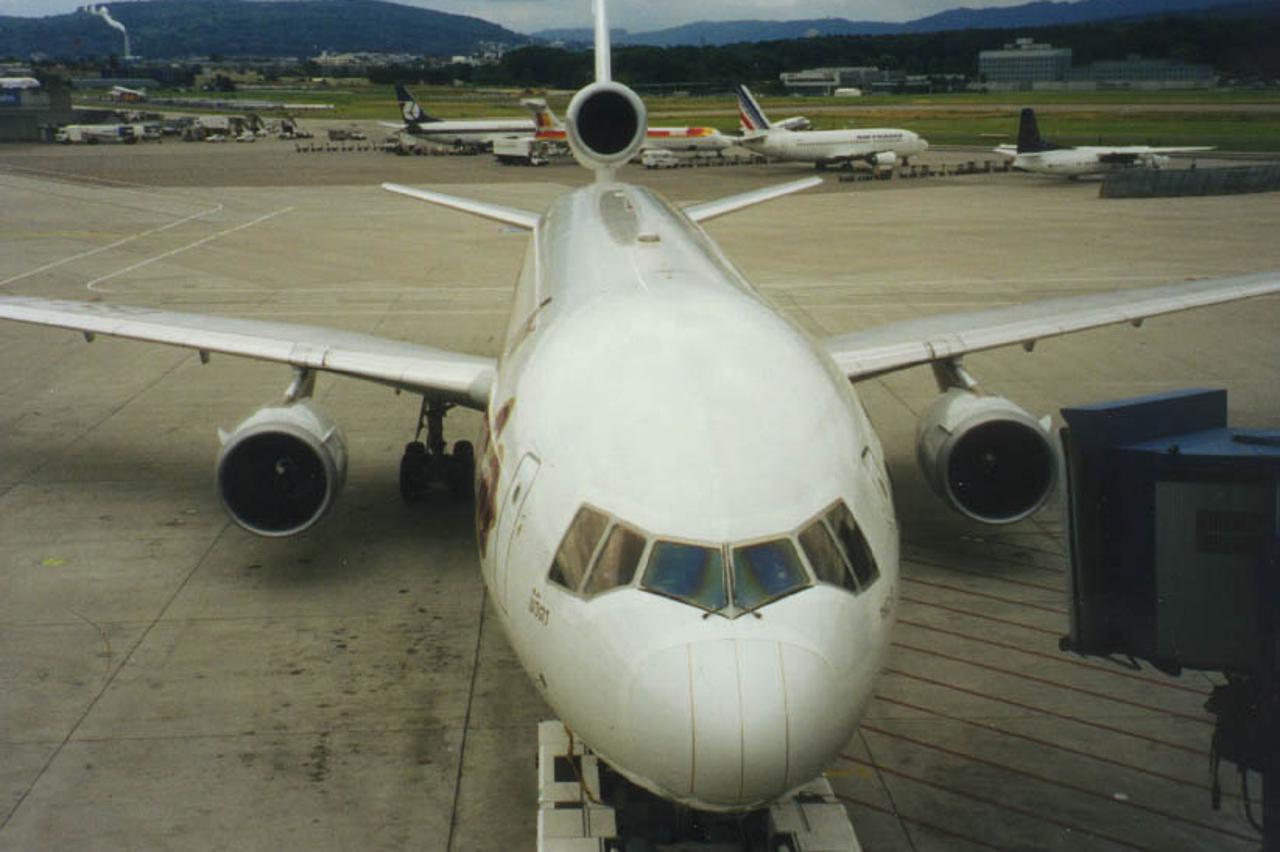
[
  {"left": 916, "top": 387, "right": 1057, "bottom": 524},
  {"left": 867, "top": 151, "right": 897, "bottom": 168},
  {"left": 216, "top": 399, "right": 347, "bottom": 537}
]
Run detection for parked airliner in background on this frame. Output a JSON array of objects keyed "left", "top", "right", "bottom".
[
  {"left": 1, "top": 0, "right": 1278, "bottom": 818},
  {"left": 736, "top": 84, "right": 928, "bottom": 169},
  {"left": 380, "top": 83, "right": 533, "bottom": 148},
  {"left": 525, "top": 95, "right": 732, "bottom": 153},
  {"left": 995, "top": 107, "right": 1213, "bottom": 178}
]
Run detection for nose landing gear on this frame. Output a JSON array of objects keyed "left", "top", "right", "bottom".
[{"left": 399, "top": 397, "right": 474, "bottom": 502}]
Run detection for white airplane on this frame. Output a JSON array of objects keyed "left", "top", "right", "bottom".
[
  {"left": 107, "top": 84, "right": 146, "bottom": 103},
  {"left": 2, "top": 0, "right": 1279, "bottom": 819},
  {"left": 995, "top": 108, "right": 1214, "bottom": 178},
  {"left": 523, "top": 95, "right": 733, "bottom": 153},
  {"left": 380, "top": 82, "right": 533, "bottom": 148},
  {"left": 735, "top": 84, "right": 928, "bottom": 170}
]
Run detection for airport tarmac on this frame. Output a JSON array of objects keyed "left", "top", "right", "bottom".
[{"left": 1, "top": 140, "right": 1278, "bottom": 851}]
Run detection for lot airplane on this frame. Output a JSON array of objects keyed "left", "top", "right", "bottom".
[
  {"left": 736, "top": 84, "right": 928, "bottom": 169},
  {"left": 381, "top": 82, "right": 533, "bottom": 148},
  {"left": 995, "top": 107, "right": 1213, "bottom": 178},
  {"left": 2, "top": 0, "right": 1279, "bottom": 819}
]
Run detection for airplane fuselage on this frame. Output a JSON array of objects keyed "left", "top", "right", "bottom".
[
  {"left": 473, "top": 180, "right": 900, "bottom": 812},
  {"left": 1000, "top": 147, "right": 1173, "bottom": 177},
  {"left": 741, "top": 128, "right": 927, "bottom": 166},
  {"left": 405, "top": 118, "right": 535, "bottom": 147}
]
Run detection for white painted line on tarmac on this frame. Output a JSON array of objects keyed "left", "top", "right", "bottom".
[
  {"left": 0, "top": 204, "right": 224, "bottom": 290},
  {"left": 86, "top": 207, "right": 293, "bottom": 294}
]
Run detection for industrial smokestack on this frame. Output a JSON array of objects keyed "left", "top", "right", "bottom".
[{"left": 85, "top": 5, "right": 131, "bottom": 60}]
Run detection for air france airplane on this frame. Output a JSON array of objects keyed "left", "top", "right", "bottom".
[
  {"left": 380, "top": 83, "right": 534, "bottom": 148},
  {"left": 995, "top": 107, "right": 1214, "bottom": 178},
  {"left": 1, "top": 0, "right": 1278, "bottom": 816},
  {"left": 736, "top": 84, "right": 928, "bottom": 169}
]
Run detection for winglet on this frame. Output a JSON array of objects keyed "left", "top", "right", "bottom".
[{"left": 382, "top": 183, "right": 539, "bottom": 231}]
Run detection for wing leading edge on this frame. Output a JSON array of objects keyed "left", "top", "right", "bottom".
[
  {"left": 822, "top": 271, "right": 1280, "bottom": 381},
  {"left": 0, "top": 296, "right": 496, "bottom": 409}
]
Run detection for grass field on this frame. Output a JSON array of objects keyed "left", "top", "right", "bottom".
[{"left": 119, "top": 84, "right": 1280, "bottom": 151}]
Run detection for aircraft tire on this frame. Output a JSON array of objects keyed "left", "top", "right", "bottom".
[{"left": 399, "top": 441, "right": 430, "bottom": 503}]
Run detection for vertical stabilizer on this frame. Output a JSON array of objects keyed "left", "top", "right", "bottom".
[
  {"left": 1016, "top": 107, "right": 1056, "bottom": 153},
  {"left": 593, "top": 0, "right": 612, "bottom": 83},
  {"left": 736, "top": 84, "right": 772, "bottom": 133},
  {"left": 395, "top": 84, "right": 437, "bottom": 125}
]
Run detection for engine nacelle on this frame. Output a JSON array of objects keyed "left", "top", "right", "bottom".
[
  {"left": 566, "top": 81, "right": 647, "bottom": 170},
  {"left": 216, "top": 400, "right": 347, "bottom": 537},
  {"left": 916, "top": 389, "right": 1057, "bottom": 525},
  {"left": 868, "top": 151, "right": 897, "bottom": 168}
]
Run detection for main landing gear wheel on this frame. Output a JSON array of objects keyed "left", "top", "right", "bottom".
[{"left": 398, "top": 398, "right": 474, "bottom": 503}]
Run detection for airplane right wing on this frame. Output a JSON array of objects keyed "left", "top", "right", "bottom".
[
  {"left": 0, "top": 296, "right": 497, "bottom": 408},
  {"left": 822, "top": 271, "right": 1280, "bottom": 381}
]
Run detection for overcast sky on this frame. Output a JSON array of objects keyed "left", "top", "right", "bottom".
[{"left": 0, "top": 0, "right": 1038, "bottom": 32}]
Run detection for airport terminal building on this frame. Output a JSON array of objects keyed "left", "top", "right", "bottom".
[
  {"left": 0, "top": 76, "right": 73, "bottom": 142},
  {"left": 979, "top": 38, "right": 1215, "bottom": 90}
]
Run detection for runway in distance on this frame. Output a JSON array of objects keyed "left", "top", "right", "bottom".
[
  {"left": 379, "top": 82, "right": 533, "bottom": 148},
  {"left": 524, "top": 94, "right": 732, "bottom": 153},
  {"left": 995, "top": 107, "right": 1214, "bottom": 177},
  {"left": 2, "top": 0, "right": 1280, "bottom": 819},
  {"left": 735, "top": 83, "right": 928, "bottom": 169}
]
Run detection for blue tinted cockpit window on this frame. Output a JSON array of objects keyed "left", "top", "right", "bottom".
[
  {"left": 731, "top": 539, "right": 809, "bottom": 610},
  {"left": 641, "top": 541, "right": 726, "bottom": 611}
]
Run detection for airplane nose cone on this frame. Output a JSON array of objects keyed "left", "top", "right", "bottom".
[{"left": 626, "top": 639, "right": 845, "bottom": 809}]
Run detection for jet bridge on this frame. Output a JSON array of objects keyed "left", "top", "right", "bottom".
[
  {"left": 1059, "top": 388, "right": 1280, "bottom": 849},
  {"left": 536, "top": 721, "right": 861, "bottom": 851}
]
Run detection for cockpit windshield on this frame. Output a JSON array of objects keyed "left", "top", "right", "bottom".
[
  {"left": 641, "top": 541, "right": 726, "bottom": 611},
  {"left": 546, "top": 500, "right": 881, "bottom": 616}
]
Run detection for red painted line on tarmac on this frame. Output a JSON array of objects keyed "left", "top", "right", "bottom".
[
  {"left": 900, "top": 595, "right": 1062, "bottom": 636},
  {"left": 836, "top": 793, "right": 1004, "bottom": 851},
  {"left": 840, "top": 753, "right": 1160, "bottom": 851},
  {"left": 896, "top": 618, "right": 1211, "bottom": 696},
  {"left": 903, "top": 577, "right": 1068, "bottom": 615},
  {"left": 883, "top": 668, "right": 1209, "bottom": 757},
  {"left": 859, "top": 722, "right": 1258, "bottom": 844},
  {"left": 893, "top": 641, "right": 1214, "bottom": 726},
  {"left": 873, "top": 693, "right": 1235, "bottom": 799},
  {"left": 906, "top": 553, "right": 1065, "bottom": 594}
]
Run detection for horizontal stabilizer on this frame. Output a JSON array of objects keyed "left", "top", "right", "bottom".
[
  {"left": 685, "top": 177, "right": 822, "bottom": 224},
  {"left": 382, "top": 183, "right": 540, "bottom": 230}
]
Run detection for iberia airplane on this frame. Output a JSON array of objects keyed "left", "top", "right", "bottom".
[
  {"left": 0, "top": 0, "right": 1277, "bottom": 816},
  {"left": 524, "top": 95, "right": 731, "bottom": 153}
]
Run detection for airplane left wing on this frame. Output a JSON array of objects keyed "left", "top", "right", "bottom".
[
  {"left": 0, "top": 296, "right": 496, "bottom": 408},
  {"left": 822, "top": 271, "right": 1280, "bottom": 381}
]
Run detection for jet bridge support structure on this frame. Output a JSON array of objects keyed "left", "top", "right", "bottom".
[
  {"left": 536, "top": 721, "right": 861, "bottom": 851},
  {"left": 1059, "top": 389, "right": 1280, "bottom": 849}
]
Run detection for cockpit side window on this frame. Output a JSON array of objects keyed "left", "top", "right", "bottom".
[
  {"left": 798, "top": 520, "right": 858, "bottom": 592},
  {"left": 641, "top": 541, "right": 726, "bottom": 611},
  {"left": 549, "top": 506, "right": 610, "bottom": 592},
  {"left": 582, "top": 523, "right": 647, "bottom": 597},
  {"left": 731, "top": 539, "right": 809, "bottom": 610},
  {"left": 826, "top": 503, "right": 880, "bottom": 589}
]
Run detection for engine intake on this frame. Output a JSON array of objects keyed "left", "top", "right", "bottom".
[
  {"left": 868, "top": 151, "right": 897, "bottom": 168},
  {"left": 216, "top": 401, "right": 347, "bottom": 537},
  {"left": 566, "top": 81, "right": 647, "bottom": 169},
  {"left": 916, "top": 389, "right": 1057, "bottom": 525}
]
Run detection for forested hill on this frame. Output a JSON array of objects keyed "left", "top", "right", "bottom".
[
  {"left": 535, "top": 0, "right": 1266, "bottom": 47},
  {"left": 0, "top": 0, "right": 524, "bottom": 59}
]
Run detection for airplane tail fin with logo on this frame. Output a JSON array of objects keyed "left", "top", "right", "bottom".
[
  {"left": 1016, "top": 107, "right": 1058, "bottom": 154},
  {"left": 521, "top": 98, "right": 564, "bottom": 136},
  {"left": 395, "top": 83, "right": 438, "bottom": 125},
  {"left": 736, "top": 84, "right": 772, "bottom": 134}
]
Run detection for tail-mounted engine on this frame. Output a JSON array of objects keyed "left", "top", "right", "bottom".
[
  {"left": 916, "top": 389, "right": 1057, "bottom": 525},
  {"left": 216, "top": 400, "right": 347, "bottom": 537},
  {"left": 566, "top": 81, "right": 647, "bottom": 170}
]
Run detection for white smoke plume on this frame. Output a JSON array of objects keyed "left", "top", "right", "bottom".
[{"left": 85, "top": 5, "right": 132, "bottom": 59}]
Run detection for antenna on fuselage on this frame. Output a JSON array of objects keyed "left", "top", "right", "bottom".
[{"left": 565, "top": 0, "right": 647, "bottom": 180}]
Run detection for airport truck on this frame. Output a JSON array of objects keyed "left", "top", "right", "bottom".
[
  {"left": 54, "top": 124, "right": 137, "bottom": 144},
  {"left": 493, "top": 135, "right": 549, "bottom": 166}
]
